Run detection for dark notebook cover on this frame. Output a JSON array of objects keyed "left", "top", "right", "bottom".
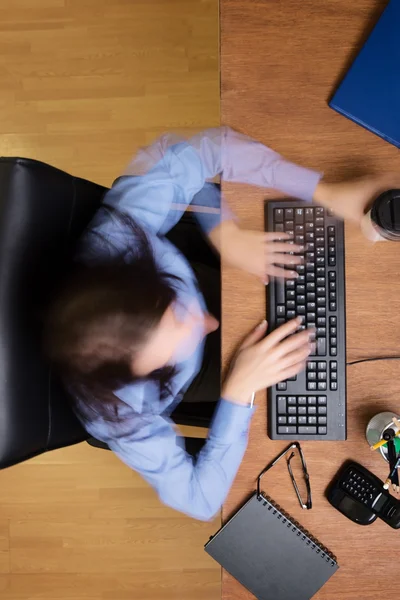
[
  {"left": 329, "top": 0, "right": 400, "bottom": 148},
  {"left": 205, "top": 494, "right": 338, "bottom": 600}
]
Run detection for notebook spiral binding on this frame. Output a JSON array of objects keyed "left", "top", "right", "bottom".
[{"left": 257, "top": 493, "right": 337, "bottom": 567}]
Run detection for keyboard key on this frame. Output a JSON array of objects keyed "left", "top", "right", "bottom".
[
  {"left": 288, "top": 396, "right": 296, "bottom": 405},
  {"left": 329, "top": 281, "right": 336, "bottom": 291},
  {"left": 285, "top": 220, "right": 294, "bottom": 231},
  {"left": 330, "top": 327, "right": 337, "bottom": 335},
  {"left": 298, "top": 396, "right": 307, "bottom": 404},
  {"left": 318, "top": 405, "right": 327, "bottom": 415},
  {"left": 307, "top": 312, "right": 316, "bottom": 322},
  {"left": 316, "top": 257, "right": 325, "bottom": 266},
  {"left": 297, "top": 295, "right": 306, "bottom": 304},
  {"left": 318, "top": 427, "right": 327, "bottom": 435},
  {"left": 317, "top": 306, "right": 326, "bottom": 316},
  {"left": 331, "top": 382, "right": 338, "bottom": 390},
  {"left": 318, "top": 396, "right": 327, "bottom": 405},
  {"left": 287, "top": 300, "right": 295, "bottom": 310},
  {"left": 307, "top": 282, "right": 316, "bottom": 292},
  {"left": 297, "top": 305, "right": 306, "bottom": 315},
  {"left": 277, "top": 305, "right": 285, "bottom": 317},
  {"left": 316, "top": 267, "right": 325, "bottom": 276},
  {"left": 331, "top": 371, "right": 337, "bottom": 381},
  {"left": 317, "top": 337, "right": 326, "bottom": 356},
  {"left": 307, "top": 302, "right": 316, "bottom": 311},
  {"left": 277, "top": 397, "right": 287, "bottom": 414},
  {"left": 315, "top": 207, "right": 324, "bottom": 216},
  {"left": 276, "top": 280, "right": 285, "bottom": 304},
  {"left": 278, "top": 416, "right": 287, "bottom": 424},
  {"left": 328, "top": 226, "right": 335, "bottom": 235},
  {"left": 278, "top": 426, "right": 296, "bottom": 435},
  {"left": 275, "top": 208, "right": 284, "bottom": 222},
  {"left": 315, "top": 217, "right": 324, "bottom": 227},
  {"left": 275, "top": 223, "right": 284, "bottom": 233},
  {"left": 288, "top": 406, "right": 296, "bottom": 415},
  {"left": 305, "top": 207, "right": 314, "bottom": 221},
  {"left": 317, "top": 361, "right": 326, "bottom": 370},
  {"left": 318, "top": 382, "right": 327, "bottom": 390},
  {"left": 305, "top": 242, "right": 315, "bottom": 252},
  {"left": 307, "top": 382, "right": 317, "bottom": 391},
  {"left": 295, "top": 225, "right": 305, "bottom": 234},
  {"left": 317, "top": 372, "right": 327, "bottom": 380},
  {"left": 317, "top": 277, "right": 326, "bottom": 286},
  {"left": 287, "top": 310, "right": 296, "bottom": 319},
  {"left": 288, "top": 416, "right": 297, "bottom": 425},
  {"left": 317, "top": 317, "right": 326, "bottom": 326},
  {"left": 329, "top": 257, "right": 336, "bottom": 266},
  {"left": 317, "top": 287, "right": 326, "bottom": 296},
  {"left": 305, "top": 222, "right": 315, "bottom": 231},
  {"left": 318, "top": 416, "right": 327, "bottom": 425},
  {"left": 287, "top": 290, "right": 295, "bottom": 299},
  {"left": 331, "top": 337, "right": 337, "bottom": 346},
  {"left": 315, "top": 227, "right": 324, "bottom": 235},
  {"left": 308, "top": 362, "right": 316, "bottom": 370},
  {"left": 306, "top": 272, "right": 315, "bottom": 282},
  {"left": 317, "top": 297, "right": 325, "bottom": 306},
  {"left": 299, "top": 426, "right": 317, "bottom": 434},
  {"left": 316, "top": 236, "right": 325, "bottom": 246},
  {"left": 331, "top": 347, "right": 337, "bottom": 356},
  {"left": 295, "top": 208, "right": 304, "bottom": 223},
  {"left": 329, "top": 271, "right": 336, "bottom": 281},
  {"left": 277, "top": 382, "right": 287, "bottom": 391},
  {"left": 308, "top": 396, "right": 317, "bottom": 405},
  {"left": 277, "top": 318, "right": 285, "bottom": 326},
  {"left": 308, "top": 406, "right": 317, "bottom": 414},
  {"left": 306, "top": 232, "right": 315, "bottom": 242},
  {"left": 307, "top": 293, "right": 316, "bottom": 302},
  {"left": 285, "top": 208, "right": 294, "bottom": 219},
  {"left": 298, "top": 406, "right": 307, "bottom": 415},
  {"left": 330, "top": 316, "right": 337, "bottom": 326},
  {"left": 317, "top": 327, "right": 326, "bottom": 337},
  {"left": 299, "top": 416, "right": 307, "bottom": 425},
  {"left": 308, "top": 416, "right": 317, "bottom": 425},
  {"left": 328, "top": 246, "right": 335, "bottom": 256}
]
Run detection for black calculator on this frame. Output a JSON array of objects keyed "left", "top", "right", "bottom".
[{"left": 327, "top": 461, "right": 400, "bottom": 528}]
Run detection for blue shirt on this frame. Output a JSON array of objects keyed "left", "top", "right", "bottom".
[{"left": 74, "top": 127, "right": 320, "bottom": 520}]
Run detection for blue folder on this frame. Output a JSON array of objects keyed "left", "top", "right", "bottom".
[{"left": 329, "top": 0, "right": 400, "bottom": 148}]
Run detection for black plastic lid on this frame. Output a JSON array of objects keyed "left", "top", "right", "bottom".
[{"left": 371, "top": 189, "right": 400, "bottom": 236}]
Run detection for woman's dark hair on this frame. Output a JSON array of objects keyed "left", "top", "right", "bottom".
[{"left": 44, "top": 207, "right": 180, "bottom": 422}]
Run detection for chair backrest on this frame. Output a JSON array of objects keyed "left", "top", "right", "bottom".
[{"left": 0, "top": 158, "right": 106, "bottom": 468}]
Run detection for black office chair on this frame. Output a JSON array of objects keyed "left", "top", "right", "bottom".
[{"left": 0, "top": 158, "right": 218, "bottom": 470}]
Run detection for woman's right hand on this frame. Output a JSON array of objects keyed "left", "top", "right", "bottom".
[{"left": 222, "top": 317, "right": 314, "bottom": 406}]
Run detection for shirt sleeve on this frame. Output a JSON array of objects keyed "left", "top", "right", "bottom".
[
  {"left": 91, "top": 127, "right": 322, "bottom": 239},
  {"left": 100, "top": 399, "right": 254, "bottom": 521}
]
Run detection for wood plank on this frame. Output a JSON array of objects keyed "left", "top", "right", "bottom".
[{"left": 0, "top": 0, "right": 220, "bottom": 598}]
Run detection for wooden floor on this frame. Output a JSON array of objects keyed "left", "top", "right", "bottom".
[{"left": 0, "top": 1, "right": 220, "bottom": 599}]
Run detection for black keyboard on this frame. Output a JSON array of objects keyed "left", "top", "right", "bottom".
[{"left": 265, "top": 201, "right": 347, "bottom": 441}]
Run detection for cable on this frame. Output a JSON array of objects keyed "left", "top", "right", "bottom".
[{"left": 347, "top": 356, "right": 400, "bottom": 366}]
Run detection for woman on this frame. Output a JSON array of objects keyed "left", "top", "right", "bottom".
[{"left": 45, "top": 127, "right": 398, "bottom": 520}]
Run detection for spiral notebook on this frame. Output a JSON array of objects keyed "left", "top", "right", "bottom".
[{"left": 205, "top": 493, "right": 339, "bottom": 600}]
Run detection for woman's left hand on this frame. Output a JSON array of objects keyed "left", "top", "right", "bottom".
[{"left": 209, "top": 220, "right": 303, "bottom": 284}]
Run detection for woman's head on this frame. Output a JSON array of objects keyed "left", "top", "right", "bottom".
[
  {"left": 45, "top": 262, "right": 184, "bottom": 385},
  {"left": 45, "top": 207, "right": 218, "bottom": 421}
]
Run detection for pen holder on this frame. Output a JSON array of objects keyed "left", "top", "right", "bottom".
[{"left": 366, "top": 412, "right": 400, "bottom": 462}]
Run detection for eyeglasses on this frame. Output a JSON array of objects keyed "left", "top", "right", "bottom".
[{"left": 257, "top": 442, "right": 312, "bottom": 510}]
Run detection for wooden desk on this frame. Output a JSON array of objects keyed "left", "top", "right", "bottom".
[{"left": 221, "top": 1, "right": 400, "bottom": 598}]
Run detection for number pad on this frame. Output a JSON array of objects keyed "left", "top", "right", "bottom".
[{"left": 276, "top": 395, "right": 328, "bottom": 435}]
